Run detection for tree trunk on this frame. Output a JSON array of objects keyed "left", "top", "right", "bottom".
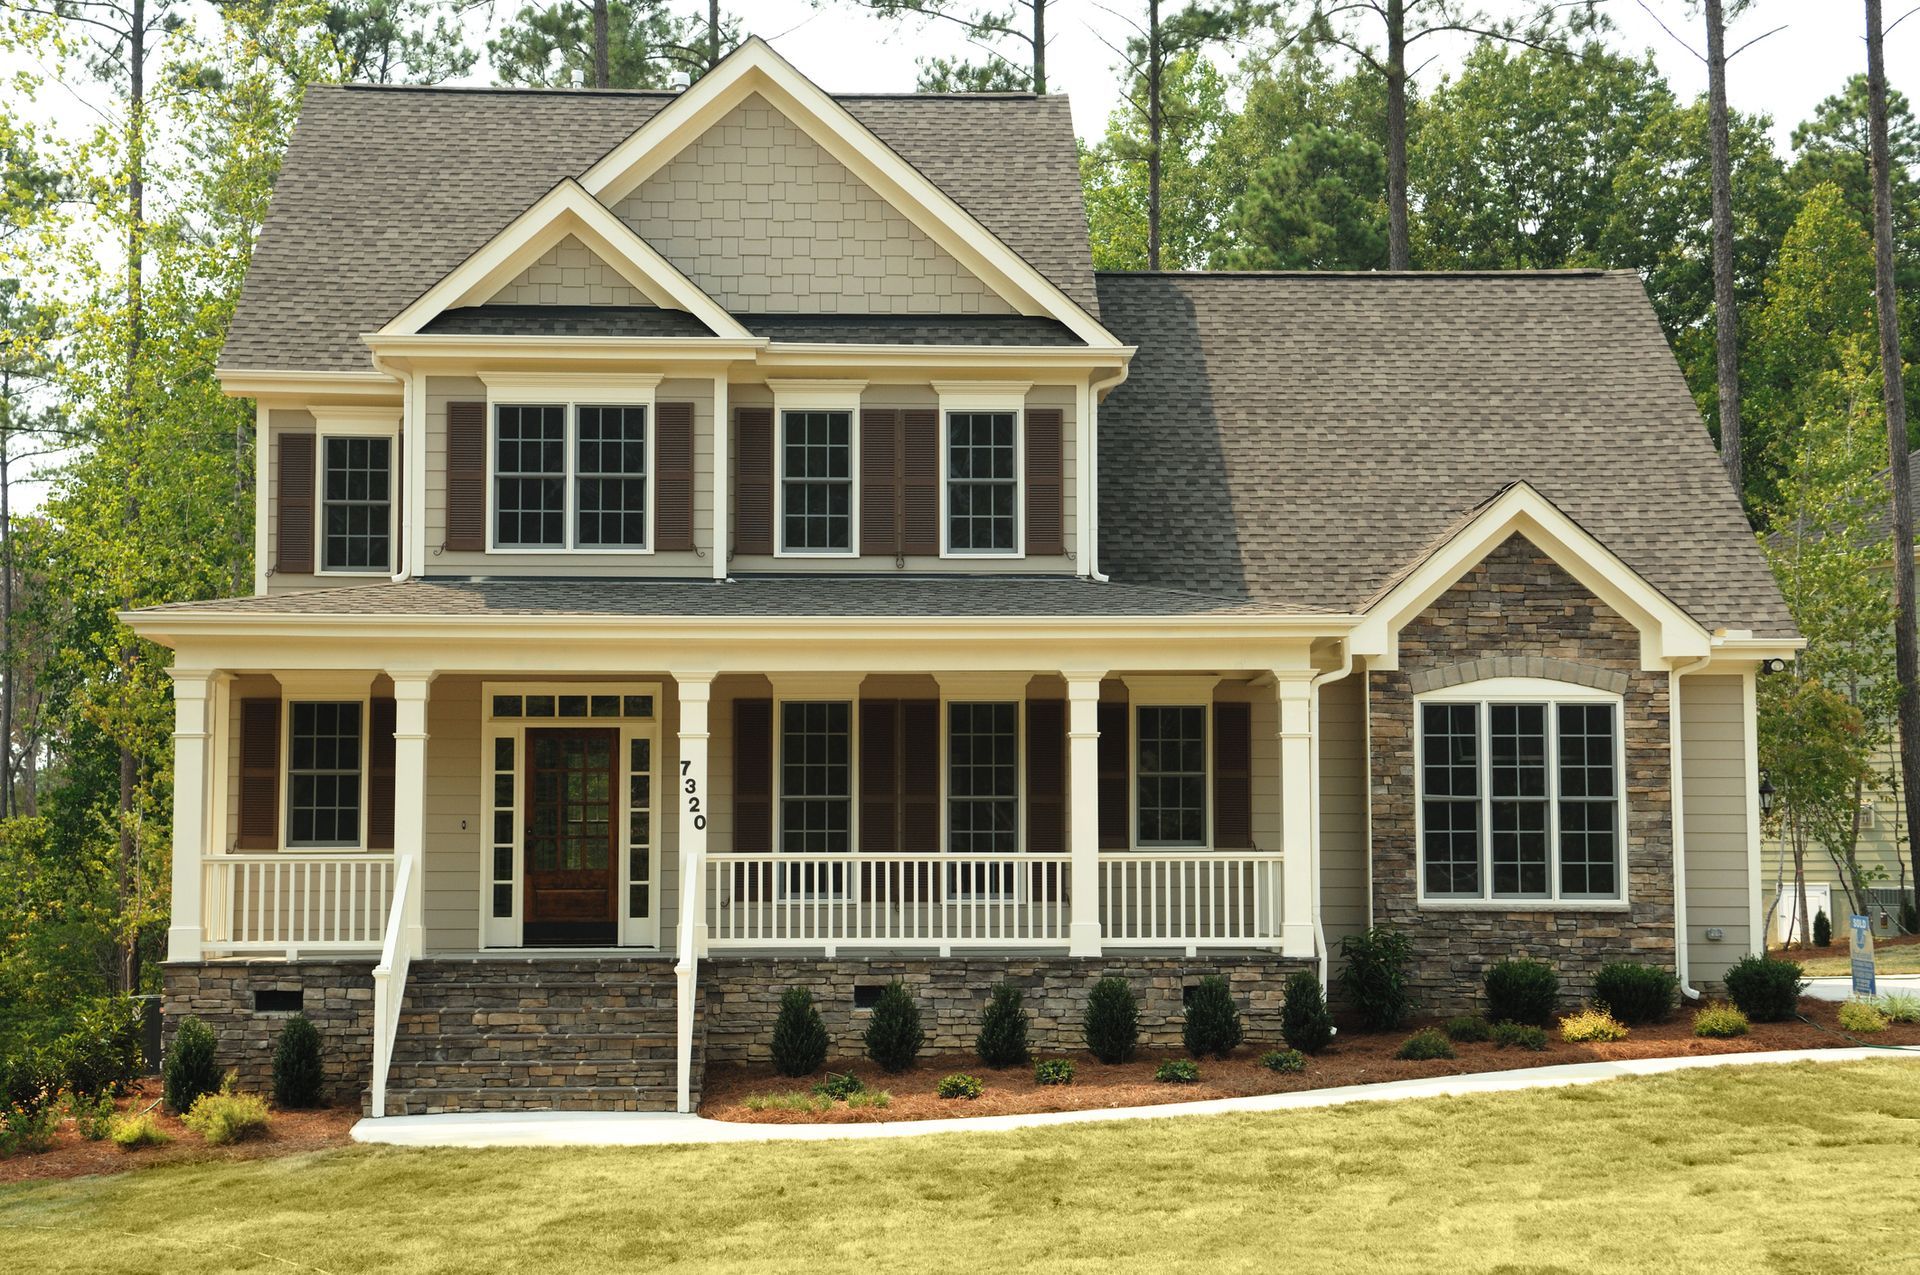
[
  {"left": 1385, "top": 0, "right": 1409, "bottom": 270},
  {"left": 1146, "top": 0, "right": 1162, "bottom": 271},
  {"left": 1705, "top": 0, "right": 1743, "bottom": 497},
  {"left": 118, "top": 0, "right": 147, "bottom": 998},
  {"left": 1868, "top": 0, "right": 1920, "bottom": 961},
  {"left": 1792, "top": 813, "right": 1809, "bottom": 947},
  {"left": 708, "top": 0, "right": 720, "bottom": 69},
  {"left": 592, "top": 0, "right": 610, "bottom": 88},
  {"left": 1032, "top": 0, "right": 1046, "bottom": 95},
  {"left": 1, "top": 421, "right": 13, "bottom": 821}
]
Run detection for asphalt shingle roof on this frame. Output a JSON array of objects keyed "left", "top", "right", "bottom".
[
  {"left": 415, "top": 306, "right": 1082, "bottom": 345},
  {"left": 223, "top": 85, "right": 1098, "bottom": 372},
  {"left": 1093, "top": 269, "right": 1795, "bottom": 638}
]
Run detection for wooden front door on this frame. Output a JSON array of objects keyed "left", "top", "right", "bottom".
[{"left": 523, "top": 728, "right": 618, "bottom": 946}]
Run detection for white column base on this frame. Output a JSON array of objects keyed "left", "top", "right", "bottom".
[
  {"left": 1068, "top": 922, "right": 1103, "bottom": 957},
  {"left": 674, "top": 962, "right": 696, "bottom": 1114},
  {"left": 166, "top": 926, "right": 203, "bottom": 963},
  {"left": 1281, "top": 922, "right": 1317, "bottom": 959}
]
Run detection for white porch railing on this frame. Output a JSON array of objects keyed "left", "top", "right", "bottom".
[
  {"left": 201, "top": 853, "right": 394, "bottom": 953},
  {"left": 1099, "top": 852, "right": 1286, "bottom": 946},
  {"left": 705, "top": 853, "right": 1074, "bottom": 948},
  {"left": 368, "top": 855, "right": 416, "bottom": 1120}
]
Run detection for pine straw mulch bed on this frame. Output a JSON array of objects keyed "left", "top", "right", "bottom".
[
  {"left": 0, "top": 1079, "right": 360, "bottom": 1186},
  {"left": 698, "top": 997, "right": 1920, "bottom": 1125}
]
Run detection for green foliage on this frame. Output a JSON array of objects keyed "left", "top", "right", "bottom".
[
  {"left": 1592, "top": 963, "right": 1678, "bottom": 1026},
  {"left": 163, "top": 1017, "right": 220, "bottom": 1114},
  {"left": 1723, "top": 956, "right": 1806, "bottom": 1023},
  {"left": 1559, "top": 1009, "right": 1629, "bottom": 1043},
  {"left": 1878, "top": 992, "right": 1920, "bottom": 1023},
  {"left": 1837, "top": 1000, "right": 1889, "bottom": 1034},
  {"left": 1484, "top": 958, "right": 1559, "bottom": 1027},
  {"left": 810, "top": 1072, "right": 864, "bottom": 1101},
  {"left": 1279, "top": 971, "right": 1335, "bottom": 1055},
  {"left": 770, "top": 987, "right": 829, "bottom": 1078},
  {"left": 975, "top": 983, "right": 1031, "bottom": 1068},
  {"left": 56, "top": 997, "right": 143, "bottom": 1099},
  {"left": 321, "top": 0, "right": 477, "bottom": 84},
  {"left": 1444, "top": 1015, "right": 1493, "bottom": 1043},
  {"left": 183, "top": 1088, "right": 270, "bottom": 1145},
  {"left": 1339, "top": 926, "right": 1415, "bottom": 1031},
  {"left": 861, "top": 982, "right": 924, "bottom": 1074},
  {"left": 935, "top": 1072, "right": 984, "bottom": 1100},
  {"left": 1084, "top": 976, "right": 1140, "bottom": 1064},
  {"left": 490, "top": 0, "right": 729, "bottom": 89},
  {"left": 69, "top": 1091, "right": 114, "bottom": 1140},
  {"left": 1, "top": 1049, "right": 61, "bottom": 1154},
  {"left": 1153, "top": 1059, "right": 1199, "bottom": 1085},
  {"left": 1491, "top": 1022, "right": 1549, "bottom": 1052},
  {"left": 1033, "top": 1058, "right": 1075, "bottom": 1087},
  {"left": 844, "top": 1088, "right": 890, "bottom": 1110},
  {"left": 110, "top": 1109, "right": 170, "bottom": 1149},
  {"left": 1181, "top": 976, "right": 1243, "bottom": 1059},
  {"left": 1692, "top": 1004, "right": 1751, "bottom": 1039},
  {"left": 1904, "top": 898, "right": 1919, "bottom": 935},
  {"left": 272, "top": 1015, "right": 325, "bottom": 1108},
  {"left": 740, "top": 1091, "right": 830, "bottom": 1114},
  {"left": 1813, "top": 909, "right": 1833, "bottom": 948},
  {"left": 1395, "top": 1029, "right": 1456, "bottom": 1061},
  {"left": 1081, "top": 51, "right": 1234, "bottom": 269},
  {"left": 1222, "top": 123, "right": 1386, "bottom": 269},
  {"left": 1258, "top": 1048, "right": 1306, "bottom": 1075}
]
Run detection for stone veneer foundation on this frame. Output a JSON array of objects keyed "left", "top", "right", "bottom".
[
  {"left": 1370, "top": 533, "right": 1677, "bottom": 1015},
  {"left": 162, "top": 960, "right": 376, "bottom": 1105}
]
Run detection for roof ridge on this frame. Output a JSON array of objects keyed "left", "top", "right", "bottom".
[
  {"left": 1096, "top": 268, "right": 1630, "bottom": 281},
  {"left": 334, "top": 82, "right": 1050, "bottom": 103}
]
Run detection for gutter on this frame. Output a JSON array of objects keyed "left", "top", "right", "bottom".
[
  {"left": 1086, "top": 364, "right": 1131, "bottom": 584},
  {"left": 1669, "top": 653, "right": 1715, "bottom": 1001}
]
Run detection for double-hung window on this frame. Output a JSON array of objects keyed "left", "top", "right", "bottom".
[
  {"left": 780, "top": 410, "right": 852, "bottom": 553},
  {"left": 946, "top": 411, "right": 1018, "bottom": 553},
  {"left": 1137, "top": 705, "right": 1207, "bottom": 846},
  {"left": 321, "top": 437, "right": 393, "bottom": 573},
  {"left": 487, "top": 378, "right": 656, "bottom": 552},
  {"left": 948, "top": 701, "right": 1019, "bottom": 897},
  {"left": 494, "top": 404, "right": 567, "bottom": 548},
  {"left": 780, "top": 702, "right": 851, "bottom": 853},
  {"left": 575, "top": 406, "right": 648, "bottom": 549},
  {"left": 1417, "top": 688, "right": 1624, "bottom": 903},
  {"left": 287, "top": 702, "right": 362, "bottom": 848}
]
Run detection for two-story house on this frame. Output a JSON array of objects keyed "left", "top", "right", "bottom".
[{"left": 129, "top": 38, "right": 1800, "bottom": 1117}]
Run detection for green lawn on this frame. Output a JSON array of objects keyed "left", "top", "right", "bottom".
[
  {"left": 1790, "top": 944, "right": 1920, "bottom": 977},
  {"left": 4, "top": 1060, "right": 1918, "bottom": 1274}
]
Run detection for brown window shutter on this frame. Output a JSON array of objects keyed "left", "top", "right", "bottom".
[
  {"left": 735, "top": 406, "right": 774, "bottom": 556},
  {"left": 859, "top": 409, "right": 901, "bottom": 557},
  {"left": 1213, "top": 701, "right": 1253, "bottom": 849},
  {"left": 1097, "top": 698, "right": 1129, "bottom": 850},
  {"left": 902, "top": 408, "right": 939, "bottom": 556},
  {"left": 276, "top": 432, "right": 315, "bottom": 575},
  {"left": 901, "top": 699, "right": 941, "bottom": 851},
  {"left": 731, "top": 697, "right": 773, "bottom": 901},
  {"left": 655, "top": 401, "right": 695, "bottom": 552},
  {"left": 1025, "top": 700, "right": 1066, "bottom": 854},
  {"left": 1025, "top": 408, "right": 1064, "bottom": 556},
  {"left": 859, "top": 700, "right": 900, "bottom": 853},
  {"left": 237, "top": 698, "right": 282, "bottom": 850},
  {"left": 445, "top": 401, "right": 486, "bottom": 552},
  {"left": 366, "top": 696, "right": 397, "bottom": 850}
]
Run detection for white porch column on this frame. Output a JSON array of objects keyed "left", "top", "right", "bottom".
[
  {"left": 1276, "top": 672, "right": 1317, "bottom": 958},
  {"left": 388, "top": 671, "right": 435, "bottom": 955},
  {"left": 1065, "top": 670, "right": 1106, "bottom": 957},
  {"left": 673, "top": 671, "right": 716, "bottom": 1114},
  {"left": 166, "top": 669, "right": 216, "bottom": 963}
]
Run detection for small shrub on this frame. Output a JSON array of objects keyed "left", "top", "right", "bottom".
[
  {"left": 1279, "top": 971, "right": 1336, "bottom": 1055},
  {"left": 844, "top": 1089, "right": 890, "bottom": 1109},
  {"left": 861, "top": 981, "right": 925, "bottom": 1074},
  {"left": 1560, "top": 1008, "right": 1629, "bottom": 1043},
  {"left": 182, "top": 1089, "right": 271, "bottom": 1145},
  {"left": 1444, "top": 1015, "right": 1493, "bottom": 1043},
  {"left": 1484, "top": 958, "right": 1559, "bottom": 1027},
  {"left": 58, "top": 999, "right": 144, "bottom": 1099},
  {"left": 1902, "top": 897, "right": 1918, "bottom": 935},
  {"left": 1182, "top": 976, "right": 1244, "bottom": 1059},
  {"left": 272, "top": 1015, "right": 326, "bottom": 1109},
  {"left": 69, "top": 1093, "right": 116, "bottom": 1141},
  {"left": 1723, "top": 955, "right": 1805, "bottom": 1023},
  {"left": 1340, "top": 926, "right": 1416, "bottom": 1031},
  {"left": 741, "top": 1091, "right": 829, "bottom": 1114},
  {"left": 771, "top": 987, "right": 831, "bottom": 1078},
  {"left": 975, "top": 983, "right": 1031, "bottom": 1068},
  {"left": 1813, "top": 908, "right": 1832, "bottom": 948},
  {"left": 935, "top": 1072, "right": 984, "bottom": 1100},
  {"left": 1491, "top": 1021, "right": 1549, "bottom": 1051},
  {"left": 1033, "top": 1058, "right": 1075, "bottom": 1086},
  {"left": 1395, "top": 1028, "right": 1456, "bottom": 1061},
  {"left": 1692, "top": 1004, "right": 1750, "bottom": 1039},
  {"left": 1838, "top": 999, "right": 1889, "bottom": 1034},
  {"left": 163, "top": 1017, "right": 221, "bottom": 1114},
  {"left": 110, "top": 1111, "right": 171, "bottom": 1150},
  {"left": 1258, "top": 1048, "right": 1306, "bottom": 1074},
  {"left": 1, "top": 1051, "right": 61, "bottom": 1156},
  {"left": 810, "top": 1071, "right": 865, "bottom": 1101},
  {"left": 1878, "top": 991, "right": 1920, "bottom": 1024},
  {"left": 1154, "top": 1059, "right": 1199, "bottom": 1084},
  {"left": 1084, "top": 976, "right": 1140, "bottom": 1064},
  {"left": 1592, "top": 962, "right": 1678, "bottom": 1026}
]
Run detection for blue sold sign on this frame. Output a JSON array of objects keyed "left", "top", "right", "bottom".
[{"left": 1850, "top": 914, "right": 1877, "bottom": 998}]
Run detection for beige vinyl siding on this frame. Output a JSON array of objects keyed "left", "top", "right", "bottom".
[
  {"left": 1319, "top": 671, "right": 1369, "bottom": 950},
  {"left": 1680, "top": 674, "right": 1754, "bottom": 986},
  {"left": 487, "top": 235, "right": 649, "bottom": 306},
  {"left": 727, "top": 382, "right": 1078, "bottom": 573},
  {"left": 422, "top": 677, "right": 483, "bottom": 952},
  {"left": 423, "top": 375, "right": 715, "bottom": 577}
]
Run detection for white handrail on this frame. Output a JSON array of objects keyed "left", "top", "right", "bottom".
[
  {"left": 201, "top": 853, "right": 393, "bottom": 954},
  {"left": 1098, "top": 851, "right": 1286, "bottom": 946},
  {"left": 368, "top": 855, "right": 415, "bottom": 1119}
]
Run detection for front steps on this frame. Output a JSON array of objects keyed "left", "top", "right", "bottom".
[{"left": 373, "top": 958, "right": 700, "bottom": 1116}]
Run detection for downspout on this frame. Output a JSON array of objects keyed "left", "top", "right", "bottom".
[
  {"left": 1309, "top": 643, "right": 1356, "bottom": 992},
  {"left": 1087, "top": 366, "right": 1128, "bottom": 583},
  {"left": 369, "top": 352, "right": 415, "bottom": 584},
  {"left": 1669, "top": 653, "right": 1714, "bottom": 1001}
]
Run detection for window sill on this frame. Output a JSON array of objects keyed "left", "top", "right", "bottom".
[{"left": 1417, "top": 898, "right": 1631, "bottom": 913}]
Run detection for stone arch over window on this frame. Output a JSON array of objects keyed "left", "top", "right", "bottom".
[{"left": 1406, "top": 656, "right": 1629, "bottom": 697}]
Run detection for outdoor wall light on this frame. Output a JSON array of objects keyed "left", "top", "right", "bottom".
[
  {"left": 1758, "top": 772, "right": 1775, "bottom": 816},
  {"left": 1705, "top": 928, "right": 1725, "bottom": 942}
]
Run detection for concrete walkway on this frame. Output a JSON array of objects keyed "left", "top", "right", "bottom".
[
  {"left": 1804, "top": 974, "right": 1920, "bottom": 1002},
  {"left": 350, "top": 1045, "right": 1920, "bottom": 1149}
]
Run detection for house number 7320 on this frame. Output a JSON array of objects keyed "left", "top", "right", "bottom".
[{"left": 681, "top": 759, "right": 705, "bottom": 830}]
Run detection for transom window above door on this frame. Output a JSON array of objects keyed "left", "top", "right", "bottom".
[{"left": 780, "top": 410, "right": 853, "bottom": 553}]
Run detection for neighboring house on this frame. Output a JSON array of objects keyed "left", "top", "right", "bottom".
[{"left": 127, "top": 39, "right": 1800, "bottom": 1116}]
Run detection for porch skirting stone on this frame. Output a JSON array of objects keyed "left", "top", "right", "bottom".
[
  {"left": 698, "top": 952, "right": 1314, "bottom": 1066},
  {"left": 162, "top": 959, "right": 376, "bottom": 1105}
]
